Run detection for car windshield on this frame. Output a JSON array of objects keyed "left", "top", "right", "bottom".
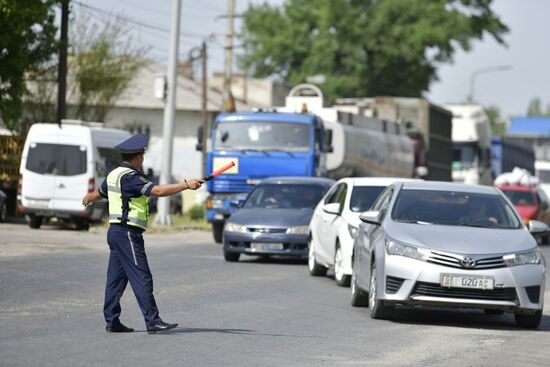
[
  {"left": 214, "top": 121, "right": 311, "bottom": 152},
  {"left": 502, "top": 190, "right": 536, "bottom": 206},
  {"left": 26, "top": 143, "right": 87, "bottom": 176},
  {"left": 391, "top": 189, "right": 522, "bottom": 229},
  {"left": 244, "top": 184, "right": 327, "bottom": 209},
  {"left": 349, "top": 186, "right": 385, "bottom": 212}
]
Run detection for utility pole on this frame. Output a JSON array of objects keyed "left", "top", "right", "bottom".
[
  {"left": 223, "top": 0, "right": 235, "bottom": 111},
  {"left": 200, "top": 41, "right": 208, "bottom": 178},
  {"left": 155, "top": 0, "right": 182, "bottom": 226},
  {"left": 56, "top": 0, "right": 69, "bottom": 126}
]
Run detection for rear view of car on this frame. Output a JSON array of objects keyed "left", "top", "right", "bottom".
[{"left": 223, "top": 177, "right": 334, "bottom": 262}]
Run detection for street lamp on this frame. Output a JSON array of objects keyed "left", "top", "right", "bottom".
[{"left": 468, "top": 65, "right": 512, "bottom": 103}]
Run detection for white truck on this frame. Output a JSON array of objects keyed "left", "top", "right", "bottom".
[
  {"left": 536, "top": 160, "right": 550, "bottom": 198},
  {"left": 444, "top": 104, "right": 493, "bottom": 185}
]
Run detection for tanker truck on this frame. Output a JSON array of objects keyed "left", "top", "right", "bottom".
[{"left": 198, "top": 84, "right": 414, "bottom": 243}]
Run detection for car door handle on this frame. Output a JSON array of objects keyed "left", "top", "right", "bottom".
[{"left": 58, "top": 183, "right": 65, "bottom": 189}]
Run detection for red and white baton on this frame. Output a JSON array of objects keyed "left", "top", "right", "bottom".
[{"left": 203, "top": 161, "right": 235, "bottom": 181}]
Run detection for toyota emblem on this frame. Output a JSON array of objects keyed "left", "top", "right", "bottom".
[{"left": 460, "top": 256, "right": 476, "bottom": 268}]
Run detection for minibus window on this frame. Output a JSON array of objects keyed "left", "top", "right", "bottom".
[{"left": 26, "top": 143, "right": 87, "bottom": 176}]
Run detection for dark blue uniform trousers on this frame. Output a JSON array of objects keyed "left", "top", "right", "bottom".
[{"left": 104, "top": 225, "right": 161, "bottom": 327}]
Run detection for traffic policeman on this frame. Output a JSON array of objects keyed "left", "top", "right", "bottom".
[{"left": 82, "top": 133, "right": 204, "bottom": 334}]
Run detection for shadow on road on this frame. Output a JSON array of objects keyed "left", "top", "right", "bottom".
[
  {"left": 389, "top": 306, "right": 550, "bottom": 332},
  {"left": 142, "top": 327, "right": 325, "bottom": 339},
  {"left": 237, "top": 256, "right": 308, "bottom": 266}
]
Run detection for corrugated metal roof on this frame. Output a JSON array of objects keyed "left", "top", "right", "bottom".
[{"left": 507, "top": 117, "right": 550, "bottom": 137}]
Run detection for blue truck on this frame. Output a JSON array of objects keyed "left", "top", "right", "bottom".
[
  {"left": 199, "top": 111, "right": 332, "bottom": 242},
  {"left": 491, "top": 136, "right": 535, "bottom": 179}
]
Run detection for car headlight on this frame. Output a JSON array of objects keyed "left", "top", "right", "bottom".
[
  {"left": 385, "top": 240, "right": 431, "bottom": 261},
  {"left": 286, "top": 225, "right": 309, "bottom": 235},
  {"left": 224, "top": 222, "right": 248, "bottom": 233},
  {"left": 503, "top": 251, "right": 542, "bottom": 266},
  {"left": 348, "top": 224, "right": 358, "bottom": 239}
]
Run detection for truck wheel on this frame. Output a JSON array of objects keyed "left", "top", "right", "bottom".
[
  {"left": 29, "top": 215, "right": 43, "bottom": 229},
  {"left": 224, "top": 251, "right": 240, "bottom": 262},
  {"left": 514, "top": 310, "right": 542, "bottom": 329},
  {"left": 212, "top": 222, "right": 224, "bottom": 243}
]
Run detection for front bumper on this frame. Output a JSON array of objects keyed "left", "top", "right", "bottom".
[
  {"left": 380, "top": 255, "right": 545, "bottom": 313},
  {"left": 223, "top": 231, "right": 308, "bottom": 257}
]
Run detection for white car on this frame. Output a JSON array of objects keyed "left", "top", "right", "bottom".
[{"left": 308, "top": 177, "right": 416, "bottom": 286}]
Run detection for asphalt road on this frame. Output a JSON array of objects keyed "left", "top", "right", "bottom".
[{"left": 2, "top": 222, "right": 550, "bottom": 367}]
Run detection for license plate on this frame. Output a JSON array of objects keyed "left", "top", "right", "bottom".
[
  {"left": 251, "top": 243, "right": 284, "bottom": 251},
  {"left": 440, "top": 273, "right": 494, "bottom": 290},
  {"left": 26, "top": 199, "right": 49, "bottom": 208}
]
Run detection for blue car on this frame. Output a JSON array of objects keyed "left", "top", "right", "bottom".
[{"left": 223, "top": 177, "right": 335, "bottom": 262}]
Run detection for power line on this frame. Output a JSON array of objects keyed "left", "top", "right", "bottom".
[{"left": 73, "top": 1, "right": 207, "bottom": 40}]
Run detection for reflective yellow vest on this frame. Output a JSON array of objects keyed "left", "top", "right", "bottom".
[{"left": 107, "top": 167, "right": 149, "bottom": 230}]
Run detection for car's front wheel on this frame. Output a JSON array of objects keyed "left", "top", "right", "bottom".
[
  {"left": 308, "top": 237, "right": 327, "bottom": 276},
  {"left": 212, "top": 223, "right": 224, "bottom": 244},
  {"left": 369, "top": 262, "right": 393, "bottom": 319},
  {"left": 223, "top": 251, "right": 240, "bottom": 262},
  {"left": 350, "top": 268, "right": 369, "bottom": 307},
  {"left": 0, "top": 202, "right": 7, "bottom": 222},
  {"left": 334, "top": 244, "right": 350, "bottom": 287},
  {"left": 514, "top": 310, "right": 542, "bottom": 329}
]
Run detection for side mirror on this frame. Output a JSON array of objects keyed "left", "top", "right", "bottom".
[
  {"left": 230, "top": 199, "right": 244, "bottom": 208},
  {"left": 323, "top": 129, "right": 333, "bottom": 153},
  {"left": 195, "top": 126, "right": 204, "bottom": 151},
  {"left": 359, "top": 210, "right": 381, "bottom": 225},
  {"left": 528, "top": 220, "right": 548, "bottom": 234},
  {"left": 322, "top": 202, "right": 340, "bottom": 215}
]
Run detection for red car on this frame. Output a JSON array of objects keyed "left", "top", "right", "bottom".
[{"left": 497, "top": 185, "right": 545, "bottom": 223}]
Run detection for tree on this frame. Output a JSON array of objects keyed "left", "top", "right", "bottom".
[
  {"left": 69, "top": 16, "right": 147, "bottom": 121},
  {"left": 0, "top": 0, "right": 58, "bottom": 132},
  {"left": 239, "top": 0, "right": 508, "bottom": 101},
  {"left": 484, "top": 105, "right": 505, "bottom": 136},
  {"left": 527, "top": 97, "right": 542, "bottom": 116}
]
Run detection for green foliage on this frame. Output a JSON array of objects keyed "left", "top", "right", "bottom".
[
  {"left": 484, "top": 105, "right": 505, "bottom": 136},
  {"left": 527, "top": 97, "right": 542, "bottom": 116},
  {"left": 187, "top": 204, "right": 205, "bottom": 220},
  {"left": 70, "top": 16, "right": 147, "bottom": 121},
  {"left": 0, "top": 0, "right": 58, "bottom": 131},
  {"left": 240, "top": 0, "right": 508, "bottom": 101}
]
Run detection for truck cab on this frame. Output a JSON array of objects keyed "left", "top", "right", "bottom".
[
  {"left": 445, "top": 104, "right": 493, "bottom": 185},
  {"left": 200, "top": 110, "right": 332, "bottom": 243}
]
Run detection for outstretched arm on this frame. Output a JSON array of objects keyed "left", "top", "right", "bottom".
[
  {"left": 82, "top": 189, "right": 103, "bottom": 206},
  {"left": 150, "top": 178, "right": 204, "bottom": 197}
]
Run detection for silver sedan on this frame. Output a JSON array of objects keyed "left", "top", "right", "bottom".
[{"left": 351, "top": 181, "right": 547, "bottom": 328}]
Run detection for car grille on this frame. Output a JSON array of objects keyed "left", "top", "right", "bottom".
[
  {"left": 427, "top": 250, "right": 507, "bottom": 270},
  {"left": 247, "top": 227, "right": 287, "bottom": 234},
  {"left": 386, "top": 276, "right": 405, "bottom": 294},
  {"left": 412, "top": 281, "right": 517, "bottom": 302}
]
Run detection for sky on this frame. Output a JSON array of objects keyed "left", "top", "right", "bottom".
[{"left": 69, "top": 0, "right": 550, "bottom": 119}]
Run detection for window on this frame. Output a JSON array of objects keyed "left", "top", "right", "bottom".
[
  {"left": 26, "top": 143, "right": 87, "bottom": 176},
  {"left": 349, "top": 186, "right": 386, "bottom": 212},
  {"left": 391, "top": 189, "right": 522, "bottom": 229},
  {"left": 214, "top": 121, "right": 311, "bottom": 152},
  {"left": 96, "top": 147, "right": 121, "bottom": 177},
  {"left": 325, "top": 184, "right": 343, "bottom": 204},
  {"left": 452, "top": 142, "right": 476, "bottom": 169},
  {"left": 502, "top": 190, "right": 536, "bottom": 206},
  {"left": 244, "top": 184, "right": 328, "bottom": 209}
]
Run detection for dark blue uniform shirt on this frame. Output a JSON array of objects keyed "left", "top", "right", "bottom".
[{"left": 98, "top": 162, "right": 155, "bottom": 232}]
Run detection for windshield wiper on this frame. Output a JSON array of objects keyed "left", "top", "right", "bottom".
[
  {"left": 396, "top": 219, "right": 433, "bottom": 225},
  {"left": 268, "top": 149, "right": 295, "bottom": 157},
  {"left": 458, "top": 223, "right": 490, "bottom": 228},
  {"left": 239, "top": 149, "right": 270, "bottom": 156}
]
